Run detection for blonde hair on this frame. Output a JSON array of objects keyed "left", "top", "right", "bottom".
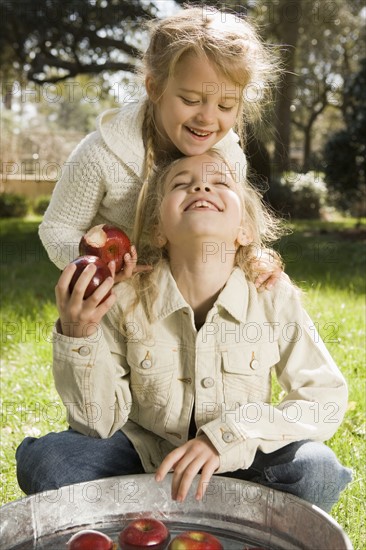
[
  {"left": 131, "top": 150, "right": 285, "bottom": 322},
  {"left": 135, "top": 6, "right": 280, "bottom": 245}
]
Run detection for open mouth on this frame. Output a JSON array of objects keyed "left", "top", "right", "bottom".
[
  {"left": 184, "top": 200, "right": 221, "bottom": 212},
  {"left": 186, "top": 127, "right": 213, "bottom": 138}
]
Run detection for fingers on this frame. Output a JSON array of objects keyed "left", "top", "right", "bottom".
[
  {"left": 252, "top": 252, "right": 285, "bottom": 292},
  {"left": 255, "top": 271, "right": 276, "bottom": 291},
  {"left": 107, "top": 245, "right": 154, "bottom": 284},
  {"left": 86, "top": 273, "right": 115, "bottom": 307},
  {"left": 55, "top": 262, "right": 77, "bottom": 304},
  {"left": 255, "top": 266, "right": 286, "bottom": 291},
  {"left": 171, "top": 452, "right": 219, "bottom": 502},
  {"left": 69, "top": 263, "right": 97, "bottom": 301},
  {"left": 56, "top": 261, "right": 115, "bottom": 337},
  {"left": 155, "top": 448, "right": 183, "bottom": 483},
  {"left": 195, "top": 461, "right": 218, "bottom": 501},
  {"left": 108, "top": 260, "right": 116, "bottom": 278},
  {"left": 119, "top": 247, "right": 137, "bottom": 279},
  {"left": 156, "top": 438, "right": 219, "bottom": 502},
  {"left": 170, "top": 453, "right": 202, "bottom": 502}
]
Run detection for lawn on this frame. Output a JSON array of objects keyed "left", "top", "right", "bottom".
[{"left": 0, "top": 216, "right": 365, "bottom": 549}]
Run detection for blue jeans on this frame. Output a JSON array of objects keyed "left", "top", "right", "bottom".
[{"left": 16, "top": 429, "right": 352, "bottom": 512}]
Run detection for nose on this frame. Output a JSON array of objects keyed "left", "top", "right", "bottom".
[
  {"left": 195, "top": 102, "right": 215, "bottom": 124},
  {"left": 192, "top": 183, "right": 211, "bottom": 192}
]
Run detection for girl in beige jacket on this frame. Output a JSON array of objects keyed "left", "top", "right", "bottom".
[{"left": 16, "top": 151, "right": 352, "bottom": 512}]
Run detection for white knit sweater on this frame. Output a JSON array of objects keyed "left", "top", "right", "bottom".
[{"left": 39, "top": 98, "right": 247, "bottom": 269}]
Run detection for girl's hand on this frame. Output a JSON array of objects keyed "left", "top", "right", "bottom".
[
  {"left": 155, "top": 435, "right": 220, "bottom": 502},
  {"left": 255, "top": 267, "right": 290, "bottom": 292},
  {"left": 252, "top": 249, "right": 288, "bottom": 292},
  {"left": 109, "top": 245, "right": 153, "bottom": 284},
  {"left": 55, "top": 262, "right": 116, "bottom": 338}
]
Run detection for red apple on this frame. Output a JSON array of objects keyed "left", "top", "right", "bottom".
[
  {"left": 168, "top": 531, "right": 223, "bottom": 550},
  {"left": 79, "top": 224, "right": 131, "bottom": 272},
  {"left": 118, "top": 518, "right": 170, "bottom": 550},
  {"left": 69, "top": 255, "right": 112, "bottom": 302},
  {"left": 66, "top": 529, "right": 116, "bottom": 549}
]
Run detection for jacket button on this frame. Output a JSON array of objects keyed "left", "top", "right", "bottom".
[
  {"left": 141, "top": 359, "right": 152, "bottom": 369},
  {"left": 78, "top": 346, "right": 90, "bottom": 356},
  {"left": 250, "top": 358, "right": 259, "bottom": 370},
  {"left": 222, "top": 431, "right": 236, "bottom": 443},
  {"left": 202, "top": 377, "right": 214, "bottom": 388}
]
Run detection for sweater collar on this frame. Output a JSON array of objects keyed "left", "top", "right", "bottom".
[{"left": 97, "top": 97, "right": 148, "bottom": 178}]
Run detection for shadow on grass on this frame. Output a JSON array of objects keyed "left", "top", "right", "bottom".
[
  {"left": 1, "top": 218, "right": 365, "bottom": 310},
  {"left": 0, "top": 218, "right": 61, "bottom": 308},
  {"left": 275, "top": 223, "right": 365, "bottom": 293}
]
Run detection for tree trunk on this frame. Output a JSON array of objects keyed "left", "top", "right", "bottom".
[
  {"left": 3, "top": 90, "right": 13, "bottom": 110},
  {"left": 245, "top": 135, "right": 272, "bottom": 189},
  {"left": 302, "top": 98, "right": 328, "bottom": 171},
  {"left": 273, "top": 0, "right": 302, "bottom": 174},
  {"left": 302, "top": 126, "right": 312, "bottom": 172}
]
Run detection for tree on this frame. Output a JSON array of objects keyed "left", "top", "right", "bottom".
[
  {"left": 0, "top": 0, "right": 157, "bottom": 86},
  {"left": 1, "top": 0, "right": 364, "bottom": 182},
  {"left": 270, "top": 0, "right": 302, "bottom": 174},
  {"left": 290, "top": 2, "right": 364, "bottom": 171},
  {"left": 323, "top": 59, "right": 366, "bottom": 212}
]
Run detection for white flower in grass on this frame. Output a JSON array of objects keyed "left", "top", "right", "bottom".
[{"left": 23, "top": 426, "right": 41, "bottom": 437}]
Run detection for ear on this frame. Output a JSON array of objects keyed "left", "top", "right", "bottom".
[
  {"left": 236, "top": 226, "right": 252, "bottom": 246},
  {"left": 153, "top": 225, "right": 167, "bottom": 248},
  {"left": 145, "top": 75, "right": 158, "bottom": 102}
]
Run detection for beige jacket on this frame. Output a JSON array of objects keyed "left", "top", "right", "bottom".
[
  {"left": 39, "top": 98, "right": 247, "bottom": 269},
  {"left": 53, "top": 263, "right": 348, "bottom": 473}
]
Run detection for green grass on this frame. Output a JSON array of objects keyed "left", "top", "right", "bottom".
[{"left": 1, "top": 217, "right": 365, "bottom": 548}]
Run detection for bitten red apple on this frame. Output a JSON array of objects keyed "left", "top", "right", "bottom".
[
  {"left": 168, "top": 531, "right": 223, "bottom": 550},
  {"left": 79, "top": 224, "right": 131, "bottom": 272},
  {"left": 69, "top": 255, "right": 112, "bottom": 302},
  {"left": 118, "top": 518, "right": 170, "bottom": 550},
  {"left": 66, "top": 529, "right": 116, "bottom": 549}
]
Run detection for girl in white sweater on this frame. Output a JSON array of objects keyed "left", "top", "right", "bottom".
[{"left": 39, "top": 6, "right": 282, "bottom": 288}]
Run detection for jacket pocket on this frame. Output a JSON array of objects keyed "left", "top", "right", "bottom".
[
  {"left": 221, "top": 341, "right": 280, "bottom": 406},
  {"left": 128, "top": 345, "right": 175, "bottom": 408}
]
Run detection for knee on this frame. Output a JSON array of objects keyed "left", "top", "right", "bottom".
[
  {"left": 16, "top": 434, "right": 65, "bottom": 495},
  {"left": 265, "top": 441, "right": 352, "bottom": 512},
  {"left": 16, "top": 437, "right": 41, "bottom": 494},
  {"left": 291, "top": 441, "right": 352, "bottom": 510},
  {"left": 295, "top": 441, "right": 349, "bottom": 484}
]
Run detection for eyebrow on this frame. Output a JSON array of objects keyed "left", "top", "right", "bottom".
[
  {"left": 169, "top": 168, "right": 233, "bottom": 184},
  {"left": 178, "top": 88, "right": 238, "bottom": 101},
  {"left": 178, "top": 88, "right": 201, "bottom": 94},
  {"left": 169, "top": 170, "right": 191, "bottom": 180}
]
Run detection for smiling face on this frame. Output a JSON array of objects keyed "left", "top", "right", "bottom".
[
  {"left": 157, "top": 153, "right": 249, "bottom": 251},
  {"left": 147, "top": 53, "right": 240, "bottom": 156}
]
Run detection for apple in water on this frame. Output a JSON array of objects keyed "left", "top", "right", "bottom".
[
  {"left": 168, "top": 531, "right": 223, "bottom": 550},
  {"left": 118, "top": 518, "right": 170, "bottom": 549},
  {"left": 66, "top": 529, "right": 116, "bottom": 549},
  {"left": 69, "top": 255, "right": 112, "bottom": 302},
  {"left": 79, "top": 224, "right": 131, "bottom": 272}
]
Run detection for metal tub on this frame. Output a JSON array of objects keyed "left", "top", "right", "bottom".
[{"left": 0, "top": 474, "right": 352, "bottom": 549}]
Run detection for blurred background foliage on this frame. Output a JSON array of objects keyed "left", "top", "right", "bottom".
[{"left": 0, "top": 0, "right": 365, "bottom": 219}]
